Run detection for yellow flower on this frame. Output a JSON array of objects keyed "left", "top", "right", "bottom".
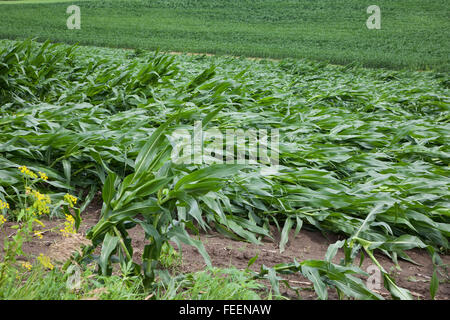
[
  {"left": 38, "top": 171, "right": 48, "bottom": 181},
  {"left": 37, "top": 254, "right": 54, "bottom": 270},
  {"left": 33, "top": 218, "right": 46, "bottom": 228},
  {"left": 60, "top": 214, "right": 76, "bottom": 237},
  {"left": 29, "top": 189, "right": 51, "bottom": 216},
  {"left": 18, "top": 166, "right": 38, "bottom": 179},
  {"left": 64, "top": 194, "right": 77, "bottom": 208},
  {"left": 34, "top": 231, "right": 44, "bottom": 239},
  {"left": 0, "top": 200, "right": 9, "bottom": 210},
  {"left": 0, "top": 214, "right": 6, "bottom": 226},
  {"left": 21, "top": 262, "right": 32, "bottom": 271}
]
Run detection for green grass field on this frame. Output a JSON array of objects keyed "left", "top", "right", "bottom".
[{"left": 0, "top": 0, "right": 448, "bottom": 71}]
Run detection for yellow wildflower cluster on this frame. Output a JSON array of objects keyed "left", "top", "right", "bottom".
[
  {"left": 60, "top": 214, "right": 76, "bottom": 237},
  {"left": 21, "top": 262, "right": 32, "bottom": 271},
  {"left": 38, "top": 171, "right": 48, "bottom": 181},
  {"left": 0, "top": 214, "right": 6, "bottom": 226},
  {"left": 37, "top": 254, "right": 54, "bottom": 270},
  {"left": 0, "top": 200, "right": 9, "bottom": 210},
  {"left": 64, "top": 194, "right": 77, "bottom": 208},
  {"left": 18, "top": 166, "right": 38, "bottom": 179},
  {"left": 29, "top": 189, "right": 51, "bottom": 216},
  {"left": 18, "top": 166, "right": 48, "bottom": 181}
]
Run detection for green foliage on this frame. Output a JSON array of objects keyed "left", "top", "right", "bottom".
[
  {"left": 0, "top": 181, "right": 82, "bottom": 298},
  {"left": 0, "top": 219, "right": 34, "bottom": 288},
  {"left": 159, "top": 243, "right": 182, "bottom": 270},
  {"left": 0, "top": 263, "right": 146, "bottom": 300},
  {"left": 157, "top": 267, "right": 264, "bottom": 300},
  {"left": 255, "top": 254, "right": 384, "bottom": 300},
  {"left": 0, "top": 39, "right": 449, "bottom": 299}
]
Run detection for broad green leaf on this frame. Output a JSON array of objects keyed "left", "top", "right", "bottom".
[
  {"left": 99, "top": 233, "right": 119, "bottom": 276},
  {"left": 325, "top": 240, "right": 345, "bottom": 262},
  {"left": 301, "top": 265, "right": 328, "bottom": 300},
  {"left": 102, "top": 171, "right": 117, "bottom": 208},
  {"left": 167, "top": 223, "right": 211, "bottom": 267},
  {"left": 279, "top": 217, "right": 293, "bottom": 253},
  {"left": 62, "top": 159, "right": 71, "bottom": 187},
  {"left": 430, "top": 269, "right": 439, "bottom": 300},
  {"left": 248, "top": 254, "right": 258, "bottom": 268}
]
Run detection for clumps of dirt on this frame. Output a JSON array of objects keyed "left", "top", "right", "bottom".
[
  {"left": 47, "top": 233, "right": 91, "bottom": 263},
  {"left": 0, "top": 218, "right": 63, "bottom": 262},
  {"left": 173, "top": 227, "right": 450, "bottom": 300}
]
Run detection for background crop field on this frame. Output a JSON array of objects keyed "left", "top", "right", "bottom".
[{"left": 0, "top": 0, "right": 449, "bottom": 71}]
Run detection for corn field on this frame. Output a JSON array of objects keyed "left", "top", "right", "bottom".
[{"left": 0, "top": 40, "right": 449, "bottom": 299}]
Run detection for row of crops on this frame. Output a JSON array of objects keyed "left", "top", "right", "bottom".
[{"left": 0, "top": 40, "right": 449, "bottom": 299}]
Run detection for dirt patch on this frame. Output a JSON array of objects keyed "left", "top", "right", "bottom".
[
  {"left": 1, "top": 197, "right": 449, "bottom": 300},
  {"left": 163, "top": 225, "right": 448, "bottom": 300}
]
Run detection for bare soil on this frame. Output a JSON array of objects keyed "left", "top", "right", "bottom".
[{"left": 1, "top": 196, "right": 449, "bottom": 300}]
